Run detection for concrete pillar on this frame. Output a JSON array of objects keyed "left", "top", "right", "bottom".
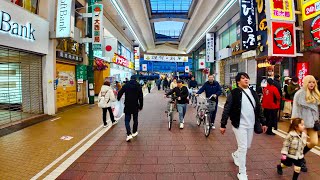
[{"left": 39, "top": 0, "right": 57, "bottom": 115}]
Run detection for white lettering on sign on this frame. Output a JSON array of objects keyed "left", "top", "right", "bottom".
[
  {"left": 0, "top": 11, "right": 35, "bottom": 41},
  {"left": 56, "top": 0, "right": 73, "bottom": 38}
]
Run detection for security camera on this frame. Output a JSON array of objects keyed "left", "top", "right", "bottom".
[{"left": 122, "top": 27, "right": 126, "bottom": 31}]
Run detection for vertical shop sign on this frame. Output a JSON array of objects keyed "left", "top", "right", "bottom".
[
  {"left": 206, "top": 33, "right": 215, "bottom": 63},
  {"left": 134, "top": 47, "right": 140, "bottom": 71},
  {"left": 56, "top": 0, "right": 75, "bottom": 38},
  {"left": 266, "top": 0, "right": 295, "bottom": 21},
  {"left": 296, "top": 62, "right": 309, "bottom": 87},
  {"left": 256, "top": 0, "right": 268, "bottom": 57},
  {"left": 142, "top": 64, "right": 147, "bottom": 71},
  {"left": 269, "top": 21, "right": 296, "bottom": 56},
  {"left": 92, "top": 4, "right": 103, "bottom": 50},
  {"left": 240, "top": 0, "right": 257, "bottom": 50},
  {"left": 302, "top": 0, "right": 320, "bottom": 21}
]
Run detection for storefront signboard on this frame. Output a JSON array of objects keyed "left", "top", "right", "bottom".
[
  {"left": 269, "top": 21, "right": 296, "bottom": 56},
  {"left": 76, "top": 64, "right": 87, "bottom": 80},
  {"left": 113, "top": 53, "right": 129, "bottom": 68},
  {"left": 206, "top": 33, "right": 215, "bottom": 63},
  {"left": 265, "top": 0, "right": 295, "bottom": 21},
  {"left": 302, "top": 0, "right": 320, "bottom": 21},
  {"left": 56, "top": 0, "right": 75, "bottom": 38},
  {"left": 0, "top": 0, "right": 49, "bottom": 54},
  {"left": 134, "top": 47, "right": 140, "bottom": 70},
  {"left": 56, "top": 51, "right": 83, "bottom": 62},
  {"left": 242, "top": 50, "right": 256, "bottom": 59},
  {"left": 240, "top": 0, "right": 257, "bottom": 50},
  {"left": 256, "top": 0, "right": 268, "bottom": 58},
  {"left": 304, "top": 14, "right": 320, "bottom": 50},
  {"left": 144, "top": 54, "right": 188, "bottom": 62},
  {"left": 92, "top": 4, "right": 103, "bottom": 50},
  {"left": 296, "top": 62, "right": 309, "bottom": 87}
]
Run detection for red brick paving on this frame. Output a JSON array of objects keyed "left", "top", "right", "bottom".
[{"left": 58, "top": 89, "right": 320, "bottom": 180}]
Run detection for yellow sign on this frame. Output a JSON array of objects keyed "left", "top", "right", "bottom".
[
  {"left": 269, "top": 0, "right": 295, "bottom": 21},
  {"left": 129, "top": 62, "right": 134, "bottom": 69},
  {"left": 56, "top": 63, "right": 77, "bottom": 108},
  {"left": 302, "top": 0, "right": 320, "bottom": 21}
]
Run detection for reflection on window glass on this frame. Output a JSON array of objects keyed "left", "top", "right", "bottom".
[{"left": 10, "top": 0, "right": 39, "bottom": 14}]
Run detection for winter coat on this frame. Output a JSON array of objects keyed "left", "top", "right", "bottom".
[
  {"left": 197, "top": 81, "right": 222, "bottom": 100},
  {"left": 170, "top": 82, "right": 177, "bottom": 89},
  {"left": 288, "top": 83, "right": 300, "bottom": 100},
  {"left": 292, "top": 89, "right": 319, "bottom": 128},
  {"left": 281, "top": 131, "right": 307, "bottom": 160},
  {"left": 262, "top": 84, "right": 281, "bottom": 109},
  {"left": 156, "top": 79, "right": 161, "bottom": 86},
  {"left": 163, "top": 79, "right": 169, "bottom": 87},
  {"left": 165, "top": 86, "right": 189, "bottom": 104},
  {"left": 117, "top": 80, "right": 143, "bottom": 114},
  {"left": 221, "top": 87, "right": 266, "bottom": 129},
  {"left": 189, "top": 80, "right": 198, "bottom": 88},
  {"left": 98, "top": 85, "right": 116, "bottom": 108},
  {"left": 273, "top": 79, "right": 282, "bottom": 96}
]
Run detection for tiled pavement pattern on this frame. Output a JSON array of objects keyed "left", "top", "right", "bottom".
[{"left": 58, "top": 89, "right": 320, "bottom": 180}]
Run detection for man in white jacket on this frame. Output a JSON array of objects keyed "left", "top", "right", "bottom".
[{"left": 98, "top": 81, "right": 117, "bottom": 127}]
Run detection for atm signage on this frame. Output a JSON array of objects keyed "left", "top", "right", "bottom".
[{"left": 0, "top": 10, "right": 35, "bottom": 41}]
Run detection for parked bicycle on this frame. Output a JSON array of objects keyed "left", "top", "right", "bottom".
[
  {"left": 196, "top": 94, "right": 216, "bottom": 137},
  {"left": 165, "top": 95, "right": 177, "bottom": 130}
]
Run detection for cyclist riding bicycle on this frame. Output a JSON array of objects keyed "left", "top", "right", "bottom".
[
  {"left": 195, "top": 75, "right": 222, "bottom": 129},
  {"left": 165, "top": 80, "right": 189, "bottom": 129}
]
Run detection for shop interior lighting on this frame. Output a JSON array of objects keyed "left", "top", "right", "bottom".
[
  {"left": 110, "top": 0, "right": 146, "bottom": 51},
  {"left": 186, "top": 0, "right": 238, "bottom": 53}
]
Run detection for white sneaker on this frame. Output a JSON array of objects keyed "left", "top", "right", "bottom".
[
  {"left": 126, "top": 135, "right": 133, "bottom": 142},
  {"left": 232, "top": 152, "right": 239, "bottom": 166},
  {"left": 180, "top": 123, "right": 184, "bottom": 129},
  {"left": 132, "top": 132, "right": 138, "bottom": 137},
  {"left": 112, "top": 120, "right": 118, "bottom": 126},
  {"left": 211, "top": 124, "right": 216, "bottom": 129},
  {"left": 103, "top": 125, "right": 108, "bottom": 128},
  {"left": 237, "top": 173, "right": 248, "bottom": 180}
]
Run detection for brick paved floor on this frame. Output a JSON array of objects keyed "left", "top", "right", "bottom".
[{"left": 57, "top": 89, "right": 320, "bottom": 180}]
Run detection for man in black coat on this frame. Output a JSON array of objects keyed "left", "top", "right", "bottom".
[{"left": 117, "top": 76, "right": 143, "bottom": 142}]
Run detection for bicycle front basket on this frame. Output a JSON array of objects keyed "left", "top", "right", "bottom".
[{"left": 206, "top": 100, "right": 216, "bottom": 111}]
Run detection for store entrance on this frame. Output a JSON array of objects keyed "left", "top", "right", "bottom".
[{"left": 0, "top": 47, "right": 43, "bottom": 126}]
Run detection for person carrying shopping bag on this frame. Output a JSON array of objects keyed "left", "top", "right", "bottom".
[{"left": 98, "top": 81, "right": 118, "bottom": 127}]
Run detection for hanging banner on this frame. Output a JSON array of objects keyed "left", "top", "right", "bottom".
[
  {"left": 56, "top": 0, "right": 75, "bottom": 38},
  {"left": 198, "top": 59, "right": 205, "bottom": 69},
  {"left": 296, "top": 62, "right": 309, "bottom": 87},
  {"left": 144, "top": 54, "right": 188, "bottom": 62},
  {"left": 142, "top": 64, "right": 147, "bottom": 71},
  {"left": 256, "top": 0, "right": 268, "bottom": 58},
  {"left": 266, "top": 0, "right": 295, "bottom": 21},
  {"left": 92, "top": 4, "right": 103, "bottom": 50},
  {"left": 206, "top": 33, "right": 215, "bottom": 63},
  {"left": 269, "top": 21, "right": 296, "bottom": 56},
  {"left": 134, "top": 47, "right": 140, "bottom": 71},
  {"left": 240, "top": 0, "right": 257, "bottom": 50},
  {"left": 112, "top": 53, "right": 129, "bottom": 67},
  {"left": 302, "top": 0, "right": 320, "bottom": 21},
  {"left": 185, "top": 66, "right": 190, "bottom": 73}
]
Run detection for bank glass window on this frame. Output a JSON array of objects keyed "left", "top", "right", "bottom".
[{"left": 8, "top": 0, "right": 39, "bottom": 14}]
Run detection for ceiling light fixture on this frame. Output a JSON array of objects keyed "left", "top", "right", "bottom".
[
  {"left": 186, "top": 0, "right": 238, "bottom": 53},
  {"left": 110, "top": 0, "right": 146, "bottom": 51}
]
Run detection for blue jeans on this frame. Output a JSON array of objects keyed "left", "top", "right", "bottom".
[
  {"left": 177, "top": 104, "right": 187, "bottom": 123},
  {"left": 125, "top": 113, "right": 138, "bottom": 136}
]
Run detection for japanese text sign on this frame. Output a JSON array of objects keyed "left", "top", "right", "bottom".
[
  {"left": 240, "top": 0, "right": 257, "bottom": 50},
  {"left": 296, "top": 62, "right": 309, "bottom": 87},
  {"left": 206, "top": 33, "right": 215, "bottom": 63},
  {"left": 302, "top": 0, "right": 320, "bottom": 21},
  {"left": 266, "top": 0, "right": 295, "bottom": 21},
  {"left": 92, "top": 4, "right": 103, "bottom": 50}
]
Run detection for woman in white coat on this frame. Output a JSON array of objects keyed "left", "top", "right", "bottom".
[
  {"left": 98, "top": 81, "right": 117, "bottom": 127},
  {"left": 292, "top": 75, "right": 320, "bottom": 172}
]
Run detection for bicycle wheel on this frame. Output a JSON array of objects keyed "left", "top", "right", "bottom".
[
  {"left": 168, "top": 112, "right": 173, "bottom": 130},
  {"left": 196, "top": 113, "right": 201, "bottom": 126},
  {"left": 204, "top": 114, "right": 211, "bottom": 137}
]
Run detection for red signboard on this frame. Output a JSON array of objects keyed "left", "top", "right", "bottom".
[
  {"left": 270, "top": 21, "right": 296, "bottom": 56},
  {"left": 296, "top": 62, "right": 309, "bottom": 87},
  {"left": 113, "top": 53, "right": 129, "bottom": 67}
]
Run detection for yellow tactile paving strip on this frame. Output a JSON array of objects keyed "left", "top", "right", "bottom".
[{"left": 0, "top": 104, "right": 102, "bottom": 180}]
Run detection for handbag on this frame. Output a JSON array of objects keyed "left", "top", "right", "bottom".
[
  {"left": 314, "top": 120, "right": 320, "bottom": 131},
  {"left": 241, "top": 89, "right": 263, "bottom": 134}
]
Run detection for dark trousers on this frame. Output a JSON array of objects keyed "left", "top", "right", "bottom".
[
  {"left": 209, "top": 101, "right": 218, "bottom": 124},
  {"left": 264, "top": 109, "right": 278, "bottom": 131},
  {"left": 102, "top": 107, "right": 115, "bottom": 125},
  {"left": 148, "top": 87, "right": 151, "bottom": 93},
  {"left": 157, "top": 85, "right": 161, "bottom": 90},
  {"left": 125, "top": 113, "right": 138, "bottom": 136}
]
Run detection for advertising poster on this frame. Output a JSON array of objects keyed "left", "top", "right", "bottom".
[
  {"left": 269, "top": 21, "right": 296, "bottom": 56},
  {"left": 56, "top": 63, "right": 76, "bottom": 108}
]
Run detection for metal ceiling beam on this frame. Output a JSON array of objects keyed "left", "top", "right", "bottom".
[
  {"left": 150, "top": 17, "right": 189, "bottom": 23},
  {"left": 155, "top": 41, "right": 180, "bottom": 45}
]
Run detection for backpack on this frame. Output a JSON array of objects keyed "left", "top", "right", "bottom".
[{"left": 98, "top": 91, "right": 110, "bottom": 108}]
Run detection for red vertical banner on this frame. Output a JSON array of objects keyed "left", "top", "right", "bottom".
[{"left": 296, "top": 62, "right": 309, "bottom": 87}]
